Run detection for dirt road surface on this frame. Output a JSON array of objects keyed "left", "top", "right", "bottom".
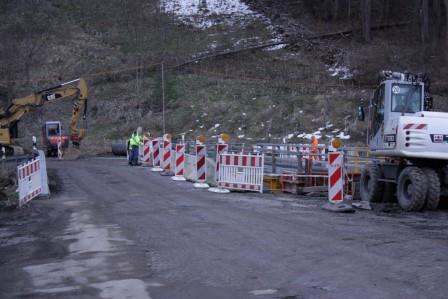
[{"left": 1, "top": 157, "right": 448, "bottom": 299}]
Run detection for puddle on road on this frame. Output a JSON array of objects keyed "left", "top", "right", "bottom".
[
  {"left": 249, "top": 288, "right": 278, "bottom": 296},
  {"left": 23, "top": 208, "right": 149, "bottom": 297},
  {"left": 62, "top": 211, "right": 133, "bottom": 254},
  {"left": 91, "top": 279, "right": 151, "bottom": 299}
]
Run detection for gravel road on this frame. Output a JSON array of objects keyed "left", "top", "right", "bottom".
[{"left": 0, "top": 157, "right": 447, "bottom": 299}]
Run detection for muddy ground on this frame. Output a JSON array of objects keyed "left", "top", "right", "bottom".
[{"left": 0, "top": 157, "right": 448, "bottom": 299}]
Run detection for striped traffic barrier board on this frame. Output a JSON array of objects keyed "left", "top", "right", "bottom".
[
  {"left": 328, "top": 152, "right": 344, "bottom": 203},
  {"left": 172, "top": 144, "right": 186, "bottom": 181}
]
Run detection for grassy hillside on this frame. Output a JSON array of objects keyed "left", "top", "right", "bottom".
[{"left": 1, "top": 0, "right": 447, "bottom": 153}]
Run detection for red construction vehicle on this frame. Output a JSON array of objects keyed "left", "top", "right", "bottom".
[{"left": 41, "top": 121, "right": 69, "bottom": 156}]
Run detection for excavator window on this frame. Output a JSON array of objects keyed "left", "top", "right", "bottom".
[
  {"left": 371, "top": 84, "right": 385, "bottom": 138},
  {"left": 391, "top": 84, "right": 422, "bottom": 113},
  {"left": 47, "top": 123, "right": 60, "bottom": 137}
]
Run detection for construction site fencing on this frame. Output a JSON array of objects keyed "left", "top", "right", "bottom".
[
  {"left": 255, "top": 143, "right": 328, "bottom": 175},
  {"left": 184, "top": 141, "right": 247, "bottom": 157},
  {"left": 16, "top": 150, "right": 50, "bottom": 207},
  {"left": 218, "top": 153, "right": 264, "bottom": 193},
  {"left": 110, "top": 138, "right": 375, "bottom": 198}
]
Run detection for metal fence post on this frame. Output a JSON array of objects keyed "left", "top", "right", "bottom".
[
  {"left": 272, "top": 147, "right": 277, "bottom": 174},
  {"left": 297, "top": 152, "right": 303, "bottom": 173}
]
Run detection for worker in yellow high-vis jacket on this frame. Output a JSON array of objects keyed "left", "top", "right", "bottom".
[{"left": 129, "top": 127, "right": 143, "bottom": 166}]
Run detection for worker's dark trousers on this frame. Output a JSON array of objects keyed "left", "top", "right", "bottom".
[{"left": 131, "top": 145, "right": 139, "bottom": 165}]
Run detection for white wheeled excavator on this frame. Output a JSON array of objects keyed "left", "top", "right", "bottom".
[{"left": 358, "top": 71, "right": 448, "bottom": 211}]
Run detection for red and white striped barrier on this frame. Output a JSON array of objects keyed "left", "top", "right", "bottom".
[
  {"left": 151, "top": 138, "right": 163, "bottom": 172},
  {"left": 194, "top": 144, "right": 209, "bottom": 188},
  {"left": 172, "top": 144, "right": 186, "bottom": 181},
  {"left": 403, "top": 123, "right": 427, "bottom": 130},
  {"left": 215, "top": 143, "right": 228, "bottom": 181},
  {"left": 17, "top": 158, "right": 42, "bottom": 207},
  {"left": 162, "top": 140, "right": 171, "bottom": 172},
  {"left": 218, "top": 153, "right": 264, "bottom": 193},
  {"left": 141, "top": 137, "right": 152, "bottom": 166},
  {"left": 328, "top": 152, "right": 344, "bottom": 203}
]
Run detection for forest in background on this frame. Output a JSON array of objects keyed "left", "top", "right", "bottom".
[{"left": 0, "top": 0, "right": 447, "bottom": 151}]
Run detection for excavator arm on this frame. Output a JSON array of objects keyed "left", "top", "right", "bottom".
[{"left": 0, "top": 78, "right": 88, "bottom": 146}]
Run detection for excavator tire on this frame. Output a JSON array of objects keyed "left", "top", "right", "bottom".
[
  {"left": 397, "top": 167, "right": 427, "bottom": 211},
  {"left": 422, "top": 168, "right": 440, "bottom": 210},
  {"left": 360, "top": 163, "right": 384, "bottom": 203}
]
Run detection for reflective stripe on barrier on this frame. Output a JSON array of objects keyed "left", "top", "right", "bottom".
[
  {"left": 152, "top": 138, "right": 161, "bottom": 168},
  {"left": 142, "top": 137, "right": 152, "bottom": 166},
  {"left": 218, "top": 153, "right": 264, "bottom": 193},
  {"left": 175, "top": 144, "right": 185, "bottom": 177},
  {"left": 328, "top": 152, "right": 344, "bottom": 203},
  {"left": 162, "top": 140, "right": 171, "bottom": 171},
  {"left": 17, "top": 158, "right": 42, "bottom": 207},
  {"left": 196, "top": 144, "right": 206, "bottom": 182},
  {"left": 215, "top": 143, "right": 228, "bottom": 181}
]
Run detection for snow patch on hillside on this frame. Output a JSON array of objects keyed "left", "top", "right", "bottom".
[{"left": 161, "top": 0, "right": 262, "bottom": 28}]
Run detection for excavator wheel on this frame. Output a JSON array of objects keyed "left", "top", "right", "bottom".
[
  {"left": 422, "top": 168, "right": 440, "bottom": 210},
  {"left": 397, "top": 167, "right": 427, "bottom": 211},
  {"left": 360, "top": 163, "right": 384, "bottom": 203}
]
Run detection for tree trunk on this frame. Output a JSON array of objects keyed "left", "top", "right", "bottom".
[
  {"left": 324, "top": 0, "right": 333, "bottom": 20},
  {"left": 382, "top": 0, "right": 390, "bottom": 25},
  {"left": 347, "top": 0, "right": 351, "bottom": 19},
  {"left": 434, "top": 0, "right": 441, "bottom": 39},
  {"left": 421, "top": 0, "right": 429, "bottom": 43},
  {"left": 360, "top": 0, "right": 371, "bottom": 42},
  {"left": 445, "top": 0, "right": 448, "bottom": 52},
  {"left": 333, "top": 0, "right": 339, "bottom": 20}
]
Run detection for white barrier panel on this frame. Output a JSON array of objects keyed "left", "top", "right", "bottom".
[
  {"left": 171, "top": 144, "right": 186, "bottom": 181},
  {"left": 151, "top": 138, "right": 163, "bottom": 172},
  {"left": 162, "top": 140, "right": 171, "bottom": 171},
  {"left": 38, "top": 150, "right": 50, "bottom": 197},
  {"left": 17, "top": 157, "right": 42, "bottom": 207},
  {"left": 196, "top": 144, "right": 206, "bottom": 182},
  {"left": 185, "top": 154, "right": 216, "bottom": 185},
  {"left": 142, "top": 137, "right": 152, "bottom": 166},
  {"left": 215, "top": 144, "right": 228, "bottom": 181},
  {"left": 218, "top": 153, "right": 264, "bottom": 193},
  {"left": 328, "top": 152, "right": 344, "bottom": 203}
]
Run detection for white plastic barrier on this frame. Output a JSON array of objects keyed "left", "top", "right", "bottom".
[
  {"left": 218, "top": 153, "right": 264, "bottom": 193},
  {"left": 185, "top": 154, "right": 216, "bottom": 185},
  {"left": 37, "top": 150, "right": 50, "bottom": 197},
  {"left": 17, "top": 157, "right": 42, "bottom": 207},
  {"left": 328, "top": 151, "right": 344, "bottom": 203},
  {"left": 141, "top": 137, "right": 152, "bottom": 166}
]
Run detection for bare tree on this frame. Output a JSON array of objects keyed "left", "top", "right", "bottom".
[
  {"left": 360, "top": 0, "right": 371, "bottom": 42},
  {"left": 421, "top": 0, "right": 429, "bottom": 43},
  {"left": 445, "top": 0, "right": 448, "bottom": 52}
]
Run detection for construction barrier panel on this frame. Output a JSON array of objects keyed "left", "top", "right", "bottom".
[
  {"left": 328, "top": 152, "right": 344, "bottom": 203},
  {"left": 152, "top": 138, "right": 161, "bottom": 168},
  {"left": 218, "top": 153, "right": 264, "bottom": 193},
  {"left": 141, "top": 137, "right": 152, "bottom": 166},
  {"left": 162, "top": 140, "right": 171, "bottom": 171},
  {"left": 184, "top": 154, "right": 216, "bottom": 185},
  {"left": 17, "top": 157, "right": 42, "bottom": 207},
  {"left": 215, "top": 143, "right": 228, "bottom": 181},
  {"left": 196, "top": 144, "right": 206, "bottom": 182},
  {"left": 174, "top": 144, "right": 185, "bottom": 178}
]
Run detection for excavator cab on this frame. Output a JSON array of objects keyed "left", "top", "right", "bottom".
[{"left": 42, "top": 121, "right": 69, "bottom": 156}]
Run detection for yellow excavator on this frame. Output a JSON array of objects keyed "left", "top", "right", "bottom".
[{"left": 0, "top": 78, "right": 88, "bottom": 155}]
